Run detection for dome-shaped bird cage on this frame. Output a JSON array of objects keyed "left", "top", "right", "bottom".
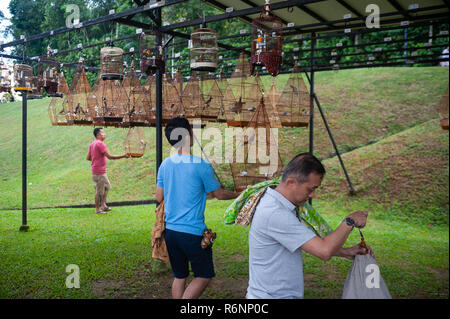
[
  {"left": 67, "top": 64, "right": 92, "bottom": 125},
  {"left": 265, "top": 81, "right": 282, "bottom": 128},
  {"left": 13, "top": 64, "right": 33, "bottom": 93},
  {"left": 122, "top": 67, "right": 150, "bottom": 127},
  {"left": 124, "top": 126, "right": 147, "bottom": 158},
  {"left": 93, "top": 78, "right": 129, "bottom": 127},
  {"left": 28, "top": 75, "right": 43, "bottom": 99},
  {"left": 276, "top": 65, "right": 310, "bottom": 127},
  {"left": 190, "top": 28, "right": 218, "bottom": 72},
  {"left": 0, "top": 60, "right": 12, "bottom": 93},
  {"left": 203, "top": 76, "right": 224, "bottom": 122},
  {"left": 37, "top": 56, "right": 60, "bottom": 97},
  {"left": 48, "top": 72, "right": 71, "bottom": 126},
  {"left": 230, "top": 97, "right": 283, "bottom": 192},
  {"left": 100, "top": 46, "right": 124, "bottom": 80},
  {"left": 182, "top": 72, "right": 205, "bottom": 119},
  {"left": 250, "top": 0, "right": 283, "bottom": 77},
  {"left": 140, "top": 31, "right": 165, "bottom": 75},
  {"left": 438, "top": 85, "right": 449, "bottom": 130},
  {"left": 225, "top": 52, "right": 264, "bottom": 127}
]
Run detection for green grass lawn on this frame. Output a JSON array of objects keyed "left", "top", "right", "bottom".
[{"left": 0, "top": 67, "right": 448, "bottom": 299}]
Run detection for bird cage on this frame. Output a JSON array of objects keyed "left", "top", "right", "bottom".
[
  {"left": 124, "top": 126, "right": 147, "bottom": 158},
  {"left": 13, "top": 64, "right": 33, "bottom": 93},
  {"left": 0, "top": 60, "right": 12, "bottom": 93},
  {"left": 67, "top": 64, "right": 92, "bottom": 125},
  {"left": 216, "top": 67, "right": 228, "bottom": 94},
  {"left": 276, "top": 65, "right": 310, "bottom": 127},
  {"left": 37, "top": 56, "right": 60, "bottom": 96},
  {"left": 225, "top": 53, "right": 264, "bottom": 127},
  {"left": 48, "top": 72, "right": 71, "bottom": 126},
  {"left": 122, "top": 68, "right": 150, "bottom": 127},
  {"left": 265, "top": 81, "right": 282, "bottom": 128},
  {"left": 203, "top": 77, "right": 224, "bottom": 121},
  {"left": 92, "top": 78, "right": 129, "bottom": 127},
  {"left": 100, "top": 46, "right": 124, "bottom": 80},
  {"left": 148, "top": 72, "right": 184, "bottom": 124},
  {"left": 28, "top": 76, "right": 43, "bottom": 99},
  {"left": 250, "top": 0, "right": 283, "bottom": 77},
  {"left": 437, "top": 86, "right": 449, "bottom": 130},
  {"left": 172, "top": 69, "right": 184, "bottom": 96},
  {"left": 140, "top": 31, "right": 165, "bottom": 75},
  {"left": 182, "top": 72, "right": 205, "bottom": 119},
  {"left": 190, "top": 28, "right": 218, "bottom": 72},
  {"left": 230, "top": 97, "right": 283, "bottom": 192}
]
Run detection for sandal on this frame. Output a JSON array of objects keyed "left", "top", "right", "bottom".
[
  {"left": 102, "top": 206, "right": 112, "bottom": 211},
  {"left": 95, "top": 210, "right": 107, "bottom": 214}
]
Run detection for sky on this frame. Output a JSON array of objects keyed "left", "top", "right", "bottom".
[{"left": 0, "top": 0, "right": 12, "bottom": 55}]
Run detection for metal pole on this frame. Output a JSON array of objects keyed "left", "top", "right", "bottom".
[
  {"left": 20, "top": 92, "right": 29, "bottom": 231},
  {"left": 308, "top": 32, "right": 315, "bottom": 205},
  {"left": 155, "top": 8, "right": 163, "bottom": 176}
]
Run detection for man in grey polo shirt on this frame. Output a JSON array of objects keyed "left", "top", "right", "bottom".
[{"left": 247, "top": 153, "right": 369, "bottom": 299}]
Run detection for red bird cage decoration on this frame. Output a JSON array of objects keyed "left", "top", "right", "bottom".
[
  {"left": 276, "top": 65, "right": 310, "bottom": 127},
  {"left": 124, "top": 126, "right": 147, "bottom": 158},
  {"left": 230, "top": 97, "right": 283, "bottom": 192},
  {"left": 37, "top": 55, "right": 60, "bottom": 97},
  {"left": 68, "top": 63, "right": 92, "bottom": 125},
  {"left": 48, "top": 72, "right": 71, "bottom": 126},
  {"left": 13, "top": 64, "right": 33, "bottom": 93},
  {"left": 122, "top": 67, "right": 150, "bottom": 127},
  {"left": 190, "top": 28, "right": 218, "bottom": 72},
  {"left": 100, "top": 46, "right": 124, "bottom": 80},
  {"left": 225, "top": 52, "right": 264, "bottom": 127},
  {"left": 250, "top": 0, "right": 283, "bottom": 77},
  {"left": 437, "top": 85, "right": 449, "bottom": 130},
  {"left": 140, "top": 31, "right": 165, "bottom": 75}
]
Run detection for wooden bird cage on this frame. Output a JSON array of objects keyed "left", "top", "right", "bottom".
[
  {"left": 216, "top": 67, "right": 228, "bottom": 94},
  {"left": 100, "top": 46, "right": 124, "bottom": 80},
  {"left": 265, "top": 81, "right": 282, "bottom": 128},
  {"left": 172, "top": 69, "right": 184, "bottom": 96},
  {"left": 0, "top": 60, "right": 12, "bottom": 93},
  {"left": 13, "top": 64, "right": 33, "bottom": 93},
  {"left": 37, "top": 56, "right": 60, "bottom": 97},
  {"left": 230, "top": 97, "right": 283, "bottom": 192},
  {"left": 438, "top": 85, "right": 449, "bottom": 130},
  {"left": 225, "top": 53, "right": 264, "bottom": 127},
  {"left": 190, "top": 28, "right": 218, "bottom": 72},
  {"left": 140, "top": 31, "right": 165, "bottom": 75},
  {"left": 203, "top": 76, "right": 224, "bottom": 122},
  {"left": 182, "top": 72, "right": 205, "bottom": 119},
  {"left": 124, "top": 126, "right": 147, "bottom": 158},
  {"left": 250, "top": 0, "right": 283, "bottom": 77},
  {"left": 122, "top": 68, "right": 150, "bottom": 127},
  {"left": 276, "top": 65, "right": 310, "bottom": 127},
  {"left": 48, "top": 72, "right": 71, "bottom": 126},
  {"left": 92, "top": 79, "right": 129, "bottom": 127},
  {"left": 28, "top": 75, "right": 43, "bottom": 99},
  {"left": 67, "top": 64, "right": 92, "bottom": 126}
]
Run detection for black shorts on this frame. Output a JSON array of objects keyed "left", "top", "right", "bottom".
[{"left": 164, "top": 228, "right": 215, "bottom": 279}]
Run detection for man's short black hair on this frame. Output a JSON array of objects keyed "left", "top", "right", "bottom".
[
  {"left": 164, "top": 117, "right": 192, "bottom": 147},
  {"left": 281, "top": 153, "right": 326, "bottom": 184},
  {"left": 93, "top": 127, "right": 103, "bottom": 137}
]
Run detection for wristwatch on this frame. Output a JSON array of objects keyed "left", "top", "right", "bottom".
[{"left": 343, "top": 217, "right": 355, "bottom": 228}]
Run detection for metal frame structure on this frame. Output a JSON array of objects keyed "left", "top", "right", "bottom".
[{"left": 0, "top": 0, "right": 448, "bottom": 230}]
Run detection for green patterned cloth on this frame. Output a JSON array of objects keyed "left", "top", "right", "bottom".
[{"left": 223, "top": 178, "right": 333, "bottom": 238}]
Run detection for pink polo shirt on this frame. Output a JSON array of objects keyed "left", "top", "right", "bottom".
[{"left": 88, "top": 140, "right": 109, "bottom": 175}]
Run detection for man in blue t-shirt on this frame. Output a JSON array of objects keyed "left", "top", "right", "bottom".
[{"left": 156, "top": 117, "right": 239, "bottom": 299}]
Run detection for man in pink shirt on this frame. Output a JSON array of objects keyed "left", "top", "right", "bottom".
[{"left": 87, "top": 128, "right": 129, "bottom": 214}]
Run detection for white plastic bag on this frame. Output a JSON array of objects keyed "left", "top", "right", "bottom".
[{"left": 342, "top": 254, "right": 392, "bottom": 299}]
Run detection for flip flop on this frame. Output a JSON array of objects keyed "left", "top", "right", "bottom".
[
  {"left": 103, "top": 206, "right": 112, "bottom": 211},
  {"left": 95, "top": 210, "right": 107, "bottom": 214}
]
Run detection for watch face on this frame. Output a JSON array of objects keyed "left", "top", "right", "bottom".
[{"left": 346, "top": 217, "right": 355, "bottom": 226}]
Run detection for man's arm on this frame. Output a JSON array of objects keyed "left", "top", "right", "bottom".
[
  {"left": 86, "top": 152, "right": 91, "bottom": 161},
  {"left": 104, "top": 151, "right": 129, "bottom": 160},
  {"left": 301, "top": 211, "right": 368, "bottom": 261},
  {"left": 156, "top": 186, "right": 164, "bottom": 204},
  {"left": 211, "top": 187, "right": 240, "bottom": 200}
]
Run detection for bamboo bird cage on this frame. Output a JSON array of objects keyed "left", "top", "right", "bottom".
[
  {"left": 122, "top": 67, "right": 150, "bottom": 127},
  {"left": 48, "top": 72, "right": 71, "bottom": 126},
  {"left": 28, "top": 75, "right": 43, "bottom": 100},
  {"left": 92, "top": 78, "right": 129, "bottom": 127},
  {"left": 275, "top": 65, "right": 310, "bottom": 127},
  {"left": 13, "top": 64, "right": 33, "bottom": 93},
  {"left": 190, "top": 28, "right": 218, "bottom": 72},
  {"left": 182, "top": 72, "right": 205, "bottom": 119},
  {"left": 140, "top": 31, "right": 165, "bottom": 75},
  {"left": 0, "top": 60, "right": 12, "bottom": 93},
  {"left": 37, "top": 56, "right": 60, "bottom": 97},
  {"left": 68, "top": 64, "right": 92, "bottom": 125},
  {"left": 438, "top": 85, "right": 449, "bottom": 130},
  {"left": 124, "top": 126, "right": 147, "bottom": 158},
  {"left": 100, "top": 46, "right": 124, "bottom": 80}
]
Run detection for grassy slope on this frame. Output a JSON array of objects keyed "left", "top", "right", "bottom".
[{"left": 0, "top": 67, "right": 448, "bottom": 298}]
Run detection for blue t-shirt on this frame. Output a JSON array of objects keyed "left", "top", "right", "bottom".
[{"left": 156, "top": 154, "right": 221, "bottom": 236}]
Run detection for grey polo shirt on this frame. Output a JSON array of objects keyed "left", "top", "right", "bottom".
[{"left": 246, "top": 187, "right": 317, "bottom": 299}]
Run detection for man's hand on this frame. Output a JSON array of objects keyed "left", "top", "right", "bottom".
[
  {"left": 124, "top": 153, "right": 130, "bottom": 158},
  {"left": 346, "top": 210, "right": 369, "bottom": 228},
  {"left": 339, "top": 244, "right": 376, "bottom": 260}
]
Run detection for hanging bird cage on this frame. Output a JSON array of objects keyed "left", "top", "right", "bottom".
[
  {"left": 67, "top": 64, "right": 92, "bottom": 125},
  {"left": 122, "top": 68, "right": 150, "bottom": 127},
  {"left": 276, "top": 65, "right": 310, "bottom": 127},
  {"left": 265, "top": 81, "right": 282, "bottom": 128},
  {"left": 48, "top": 72, "right": 71, "bottom": 126},
  {"left": 230, "top": 97, "right": 283, "bottom": 192},
  {"left": 0, "top": 60, "right": 12, "bottom": 93},
  {"left": 100, "top": 46, "right": 124, "bottom": 80},
  {"left": 190, "top": 28, "right": 218, "bottom": 72},
  {"left": 13, "top": 64, "right": 33, "bottom": 93},
  {"left": 140, "top": 31, "right": 165, "bottom": 75},
  {"left": 203, "top": 77, "right": 224, "bottom": 122},
  {"left": 37, "top": 56, "right": 60, "bottom": 96},
  {"left": 172, "top": 69, "right": 184, "bottom": 96},
  {"left": 93, "top": 79, "right": 129, "bottom": 127},
  {"left": 437, "top": 86, "right": 449, "bottom": 130},
  {"left": 182, "top": 72, "right": 205, "bottom": 119},
  {"left": 124, "top": 126, "right": 147, "bottom": 158},
  {"left": 28, "top": 76, "right": 43, "bottom": 99},
  {"left": 225, "top": 53, "right": 264, "bottom": 127},
  {"left": 216, "top": 67, "right": 228, "bottom": 94},
  {"left": 250, "top": 0, "right": 283, "bottom": 77}
]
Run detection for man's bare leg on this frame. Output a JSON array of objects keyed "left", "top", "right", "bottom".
[
  {"left": 172, "top": 278, "right": 187, "bottom": 299},
  {"left": 95, "top": 192, "right": 104, "bottom": 213},
  {"left": 182, "top": 278, "right": 211, "bottom": 299},
  {"left": 100, "top": 188, "right": 109, "bottom": 210}
]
